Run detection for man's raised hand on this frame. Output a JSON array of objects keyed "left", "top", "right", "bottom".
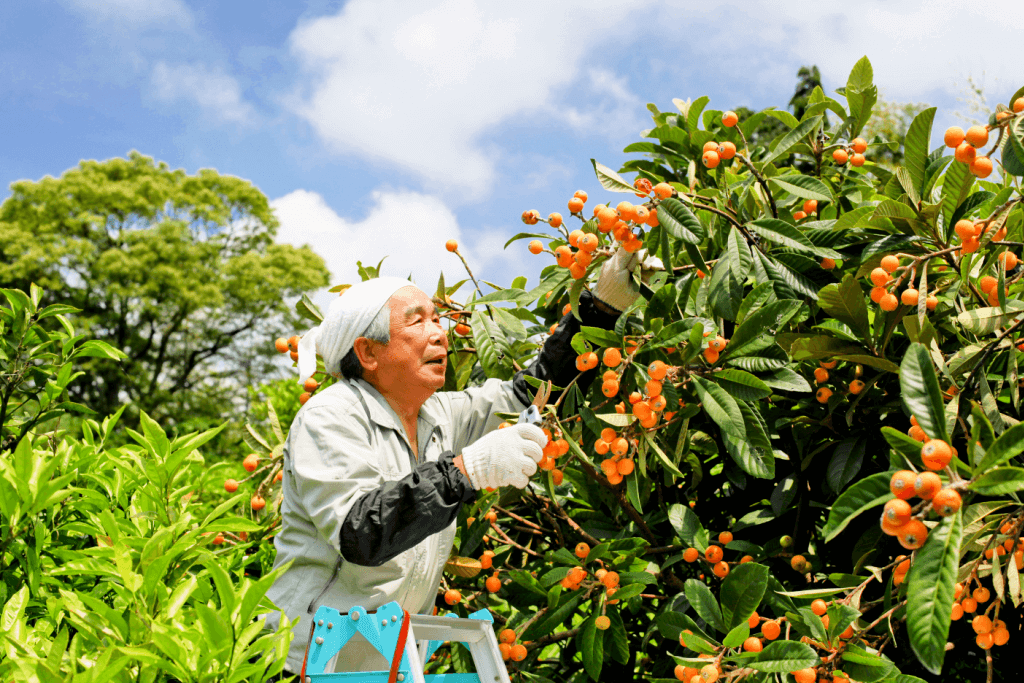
[{"left": 461, "top": 423, "right": 547, "bottom": 490}]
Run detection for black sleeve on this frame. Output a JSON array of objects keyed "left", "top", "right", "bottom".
[
  {"left": 512, "top": 289, "right": 621, "bottom": 410},
  {"left": 339, "top": 450, "right": 477, "bottom": 567}
]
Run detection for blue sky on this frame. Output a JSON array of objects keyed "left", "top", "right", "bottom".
[{"left": 3, "top": 0, "right": 1021, "bottom": 311}]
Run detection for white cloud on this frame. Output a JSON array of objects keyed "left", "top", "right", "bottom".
[
  {"left": 272, "top": 189, "right": 465, "bottom": 309},
  {"left": 271, "top": 189, "right": 539, "bottom": 312},
  {"left": 286, "top": 0, "right": 649, "bottom": 196},
  {"left": 651, "top": 0, "right": 1023, "bottom": 104},
  {"left": 63, "top": 0, "right": 193, "bottom": 28},
  {"left": 150, "top": 62, "right": 256, "bottom": 125}
]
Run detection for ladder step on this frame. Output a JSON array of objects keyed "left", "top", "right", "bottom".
[{"left": 309, "top": 674, "right": 481, "bottom": 683}]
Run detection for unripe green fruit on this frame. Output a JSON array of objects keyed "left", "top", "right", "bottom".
[{"left": 780, "top": 535, "right": 794, "bottom": 549}]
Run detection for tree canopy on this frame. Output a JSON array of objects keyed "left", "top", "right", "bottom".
[{"left": 0, "top": 152, "right": 330, "bottom": 435}]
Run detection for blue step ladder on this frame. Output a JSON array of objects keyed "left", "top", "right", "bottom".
[{"left": 299, "top": 601, "right": 511, "bottom": 683}]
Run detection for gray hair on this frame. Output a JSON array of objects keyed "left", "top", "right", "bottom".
[{"left": 338, "top": 303, "right": 391, "bottom": 380}]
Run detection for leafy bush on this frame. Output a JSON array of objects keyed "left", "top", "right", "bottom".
[{"left": 0, "top": 287, "right": 292, "bottom": 681}]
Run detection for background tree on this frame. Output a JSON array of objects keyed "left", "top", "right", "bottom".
[
  {"left": 0, "top": 152, "right": 330, "bottom": 440},
  {"left": 860, "top": 92, "right": 930, "bottom": 168}
]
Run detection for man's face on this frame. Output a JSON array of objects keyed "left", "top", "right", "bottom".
[{"left": 369, "top": 286, "right": 449, "bottom": 398}]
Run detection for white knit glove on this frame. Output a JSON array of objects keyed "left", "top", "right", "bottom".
[
  {"left": 461, "top": 424, "right": 546, "bottom": 490},
  {"left": 593, "top": 246, "right": 664, "bottom": 311}
]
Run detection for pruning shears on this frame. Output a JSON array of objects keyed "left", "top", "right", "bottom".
[{"left": 519, "top": 380, "right": 552, "bottom": 426}]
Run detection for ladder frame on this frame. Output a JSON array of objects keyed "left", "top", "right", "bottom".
[{"left": 301, "top": 601, "right": 511, "bottom": 683}]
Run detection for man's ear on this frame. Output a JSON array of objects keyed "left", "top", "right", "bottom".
[{"left": 352, "top": 337, "right": 379, "bottom": 374}]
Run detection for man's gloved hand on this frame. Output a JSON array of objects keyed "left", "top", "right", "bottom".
[
  {"left": 593, "top": 246, "right": 664, "bottom": 312},
  {"left": 461, "top": 424, "right": 546, "bottom": 490}
]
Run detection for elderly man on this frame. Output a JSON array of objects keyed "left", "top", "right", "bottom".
[{"left": 264, "top": 247, "right": 653, "bottom": 676}]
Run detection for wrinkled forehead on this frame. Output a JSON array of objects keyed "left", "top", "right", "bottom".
[{"left": 386, "top": 285, "right": 434, "bottom": 323}]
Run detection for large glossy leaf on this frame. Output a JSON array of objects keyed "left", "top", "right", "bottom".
[
  {"left": 591, "top": 159, "right": 635, "bottom": 193},
  {"left": 472, "top": 312, "right": 512, "bottom": 379},
  {"left": 712, "top": 368, "right": 772, "bottom": 400},
  {"left": 723, "top": 299, "right": 802, "bottom": 359},
  {"left": 580, "top": 611, "right": 604, "bottom": 681},
  {"left": 770, "top": 174, "right": 833, "bottom": 202},
  {"left": 903, "top": 107, "right": 937, "bottom": 195},
  {"left": 747, "top": 219, "right": 841, "bottom": 259},
  {"left": 817, "top": 275, "right": 870, "bottom": 341},
  {"left": 668, "top": 504, "right": 708, "bottom": 551},
  {"left": 720, "top": 562, "right": 769, "bottom": 630},
  {"left": 841, "top": 644, "right": 895, "bottom": 682},
  {"left": 906, "top": 510, "right": 962, "bottom": 674},
  {"left": 747, "top": 640, "right": 820, "bottom": 673},
  {"left": 691, "top": 376, "right": 745, "bottom": 439},
  {"left": 822, "top": 472, "right": 891, "bottom": 542},
  {"left": 900, "top": 343, "right": 949, "bottom": 444},
  {"left": 970, "top": 467, "right": 1024, "bottom": 495},
  {"left": 722, "top": 401, "right": 774, "bottom": 478},
  {"left": 659, "top": 198, "right": 705, "bottom": 244},
  {"left": 956, "top": 301, "right": 1024, "bottom": 335},
  {"left": 685, "top": 578, "right": 725, "bottom": 633},
  {"left": 762, "top": 116, "right": 823, "bottom": 165},
  {"left": 977, "top": 421, "right": 1024, "bottom": 471}
]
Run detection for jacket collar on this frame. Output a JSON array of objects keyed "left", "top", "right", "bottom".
[{"left": 351, "top": 379, "right": 449, "bottom": 432}]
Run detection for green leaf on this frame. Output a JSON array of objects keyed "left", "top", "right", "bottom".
[
  {"left": 847, "top": 55, "right": 874, "bottom": 91},
  {"left": 956, "top": 301, "right": 1024, "bottom": 335},
  {"left": 903, "top": 107, "right": 937, "bottom": 196},
  {"left": 691, "top": 376, "right": 744, "bottom": 439},
  {"left": 900, "top": 343, "right": 949, "bottom": 444},
  {"left": 296, "top": 293, "right": 323, "bottom": 324},
  {"left": 747, "top": 219, "right": 841, "bottom": 259},
  {"left": 711, "top": 368, "right": 772, "bottom": 400},
  {"left": 722, "top": 300, "right": 802, "bottom": 360},
  {"left": 668, "top": 504, "right": 707, "bottom": 551},
  {"left": 822, "top": 472, "right": 892, "bottom": 542},
  {"left": 70, "top": 339, "right": 128, "bottom": 361},
  {"left": 658, "top": 198, "right": 705, "bottom": 244},
  {"left": 580, "top": 611, "right": 605, "bottom": 681},
  {"left": 722, "top": 623, "right": 750, "bottom": 648},
  {"left": 906, "top": 510, "right": 962, "bottom": 674},
  {"left": 747, "top": 640, "right": 820, "bottom": 673},
  {"left": 977, "top": 421, "right": 1024, "bottom": 471},
  {"left": 833, "top": 354, "right": 901, "bottom": 374},
  {"left": 591, "top": 159, "right": 635, "bottom": 193},
  {"left": 723, "top": 401, "right": 774, "bottom": 478},
  {"left": 720, "top": 562, "right": 769, "bottom": 630},
  {"left": 472, "top": 311, "right": 512, "bottom": 378},
  {"left": 817, "top": 275, "right": 870, "bottom": 341},
  {"left": 769, "top": 174, "right": 832, "bottom": 202},
  {"left": 970, "top": 467, "right": 1024, "bottom": 495},
  {"left": 841, "top": 644, "right": 895, "bottom": 682},
  {"left": 762, "top": 116, "right": 823, "bottom": 165},
  {"left": 685, "top": 578, "right": 725, "bottom": 633}
]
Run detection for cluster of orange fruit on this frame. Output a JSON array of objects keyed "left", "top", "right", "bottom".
[
  {"left": 951, "top": 216, "right": 1010, "bottom": 260},
  {"left": 695, "top": 110, "right": 742, "bottom": 170},
  {"left": 673, "top": 610, "right": 789, "bottom": 683},
  {"left": 793, "top": 198, "right": 819, "bottom": 222},
  {"left": 950, "top": 570, "right": 1014, "bottom": 650},
  {"left": 944, "top": 125, "right": 996, "bottom": 179},
  {"left": 595, "top": 426, "right": 635, "bottom": 486},
  {"left": 554, "top": 542, "right": 622, "bottom": 607},
  {"left": 498, "top": 628, "right": 530, "bottom": 662},
  {"left": 681, "top": 531, "right": 754, "bottom": 579},
  {"left": 812, "top": 359, "right": 864, "bottom": 404},
  {"left": 831, "top": 137, "right": 868, "bottom": 168},
  {"left": 866, "top": 254, "right": 939, "bottom": 313},
  {"left": 224, "top": 451, "right": 282, "bottom": 511},
  {"left": 884, "top": 446, "right": 962, "bottom": 549},
  {"left": 525, "top": 184, "right": 680, "bottom": 277}
]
